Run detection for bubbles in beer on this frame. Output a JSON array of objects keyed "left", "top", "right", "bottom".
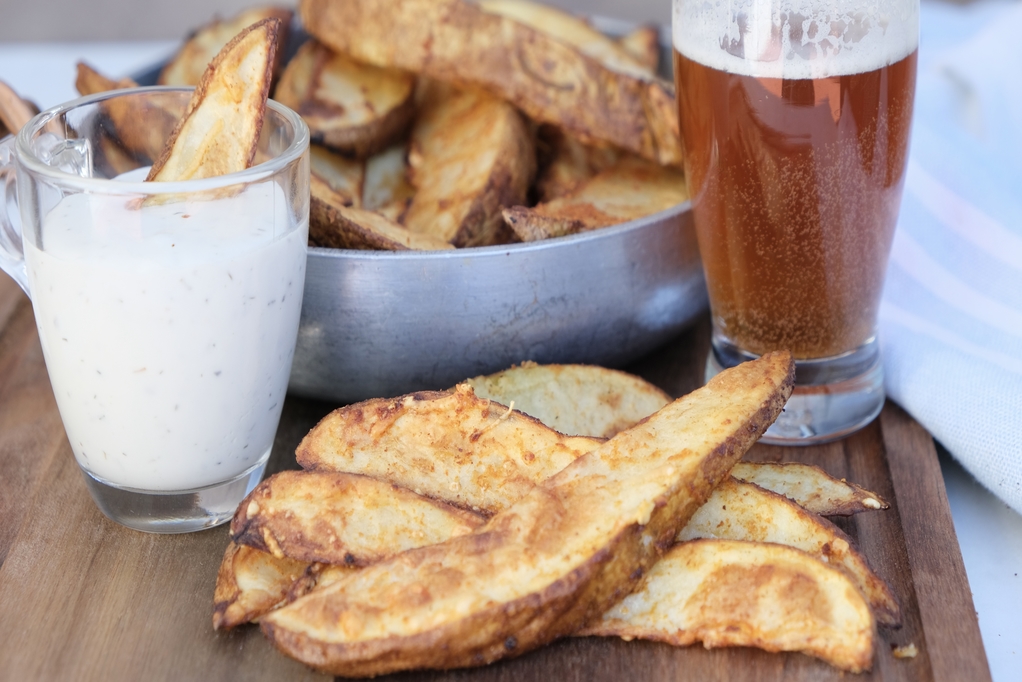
[{"left": 673, "top": 0, "right": 918, "bottom": 79}]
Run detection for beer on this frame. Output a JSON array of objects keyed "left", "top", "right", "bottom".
[{"left": 673, "top": 11, "right": 917, "bottom": 359}]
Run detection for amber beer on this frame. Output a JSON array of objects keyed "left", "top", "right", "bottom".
[{"left": 674, "top": 49, "right": 917, "bottom": 359}]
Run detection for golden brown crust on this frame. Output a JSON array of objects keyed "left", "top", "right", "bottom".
[
  {"left": 0, "top": 79, "right": 37, "bottom": 135},
  {"left": 261, "top": 352, "right": 794, "bottom": 676},
  {"left": 309, "top": 174, "right": 453, "bottom": 250},
  {"left": 582, "top": 539, "right": 875, "bottom": 673},
  {"left": 274, "top": 39, "right": 416, "bottom": 159},
  {"left": 299, "top": 0, "right": 682, "bottom": 166},
  {"left": 147, "top": 18, "right": 279, "bottom": 182},
  {"left": 403, "top": 80, "right": 535, "bottom": 247},
  {"left": 230, "top": 470, "right": 486, "bottom": 565},
  {"left": 158, "top": 7, "right": 292, "bottom": 87},
  {"left": 212, "top": 542, "right": 310, "bottom": 630}
]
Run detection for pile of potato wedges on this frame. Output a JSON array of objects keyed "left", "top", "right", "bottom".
[
  {"left": 74, "top": 0, "right": 690, "bottom": 250},
  {"left": 213, "top": 354, "right": 902, "bottom": 676}
]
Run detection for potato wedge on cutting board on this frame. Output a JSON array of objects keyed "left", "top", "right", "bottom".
[
  {"left": 678, "top": 478, "right": 901, "bottom": 627},
  {"left": 465, "top": 362, "right": 671, "bottom": 438},
  {"left": 299, "top": 0, "right": 682, "bottom": 166},
  {"left": 582, "top": 539, "right": 875, "bottom": 673},
  {"left": 403, "top": 80, "right": 534, "bottom": 247},
  {"left": 147, "top": 18, "right": 278, "bottom": 182},
  {"left": 731, "top": 461, "right": 889, "bottom": 516},
  {"left": 158, "top": 6, "right": 291, "bottom": 86},
  {"left": 297, "top": 384, "right": 602, "bottom": 513},
  {"left": 213, "top": 542, "right": 309, "bottom": 630},
  {"left": 274, "top": 39, "right": 416, "bottom": 158},
  {"left": 231, "top": 470, "right": 485, "bottom": 565},
  {"left": 504, "top": 156, "right": 688, "bottom": 241},
  {"left": 262, "top": 352, "right": 794, "bottom": 676}
]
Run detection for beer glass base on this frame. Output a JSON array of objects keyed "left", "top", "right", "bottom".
[
  {"left": 78, "top": 451, "right": 270, "bottom": 534},
  {"left": 706, "top": 338, "right": 885, "bottom": 445}
]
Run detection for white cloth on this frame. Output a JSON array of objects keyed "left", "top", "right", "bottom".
[{"left": 881, "top": 0, "right": 1022, "bottom": 514}]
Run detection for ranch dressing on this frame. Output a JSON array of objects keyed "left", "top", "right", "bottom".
[{"left": 25, "top": 181, "right": 307, "bottom": 491}]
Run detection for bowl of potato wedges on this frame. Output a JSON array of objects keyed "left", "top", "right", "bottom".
[{"left": 86, "top": 0, "right": 705, "bottom": 403}]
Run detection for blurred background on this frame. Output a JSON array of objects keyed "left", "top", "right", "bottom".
[{"left": 0, "top": 0, "right": 668, "bottom": 41}]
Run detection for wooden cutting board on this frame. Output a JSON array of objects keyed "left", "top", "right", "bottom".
[{"left": 0, "top": 276, "right": 991, "bottom": 682}]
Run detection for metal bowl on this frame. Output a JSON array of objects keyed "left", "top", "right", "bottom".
[
  {"left": 135, "top": 18, "right": 707, "bottom": 404},
  {"left": 290, "top": 203, "right": 705, "bottom": 403}
]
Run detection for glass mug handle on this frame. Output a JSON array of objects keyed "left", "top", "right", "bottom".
[{"left": 0, "top": 134, "right": 29, "bottom": 296}]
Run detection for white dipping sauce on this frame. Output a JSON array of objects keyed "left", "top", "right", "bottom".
[{"left": 25, "top": 181, "right": 308, "bottom": 491}]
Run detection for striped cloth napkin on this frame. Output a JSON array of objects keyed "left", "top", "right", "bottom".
[{"left": 881, "top": 0, "right": 1022, "bottom": 514}]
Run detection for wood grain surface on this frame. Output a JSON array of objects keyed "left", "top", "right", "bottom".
[{"left": 0, "top": 279, "right": 991, "bottom": 682}]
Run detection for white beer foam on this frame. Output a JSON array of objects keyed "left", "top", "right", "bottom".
[{"left": 673, "top": 0, "right": 918, "bottom": 79}]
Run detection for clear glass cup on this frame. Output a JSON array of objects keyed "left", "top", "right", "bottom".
[
  {"left": 0, "top": 87, "right": 310, "bottom": 531},
  {"left": 672, "top": 0, "right": 919, "bottom": 444}
]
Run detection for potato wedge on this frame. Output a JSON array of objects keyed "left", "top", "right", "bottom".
[
  {"left": 299, "top": 0, "right": 682, "bottom": 166},
  {"left": 582, "top": 539, "right": 875, "bottom": 673},
  {"left": 286, "top": 563, "right": 358, "bottom": 604},
  {"left": 297, "top": 384, "right": 602, "bottom": 513},
  {"left": 465, "top": 361, "right": 671, "bottom": 438},
  {"left": 274, "top": 40, "right": 416, "bottom": 158},
  {"left": 617, "top": 26, "right": 661, "bottom": 74},
  {"left": 147, "top": 18, "right": 279, "bottom": 182},
  {"left": 159, "top": 7, "right": 291, "bottom": 87},
  {"left": 478, "top": 0, "right": 654, "bottom": 79},
  {"left": 504, "top": 156, "right": 688, "bottom": 241},
  {"left": 0, "top": 79, "right": 37, "bottom": 136},
  {"left": 362, "top": 144, "right": 414, "bottom": 222},
  {"left": 74, "top": 61, "right": 137, "bottom": 96},
  {"left": 263, "top": 352, "right": 794, "bottom": 676},
  {"left": 310, "top": 144, "right": 363, "bottom": 207},
  {"left": 74, "top": 62, "right": 185, "bottom": 169},
  {"left": 731, "top": 461, "right": 889, "bottom": 516},
  {"left": 403, "top": 80, "right": 535, "bottom": 246},
  {"left": 678, "top": 478, "right": 901, "bottom": 627},
  {"left": 213, "top": 542, "right": 310, "bottom": 630},
  {"left": 310, "top": 174, "right": 452, "bottom": 250},
  {"left": 231, "top": 470, "right": 485, "bottom": 565},
  {"left": 534, "top": 125, "right": 623, "bottom": 202}
]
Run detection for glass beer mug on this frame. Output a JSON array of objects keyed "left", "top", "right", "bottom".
[{"left": 673, "top": 0, "right": 919, "bottom": 443}]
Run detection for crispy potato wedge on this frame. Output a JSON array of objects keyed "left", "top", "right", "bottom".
[
  {"left": 159, "top": 7, "right": 291, "bottom": 86},
  {"left": 147, "top": 18, "right": 279, "bottom": 182},
  {"left": 75, "top": 62, "right": 183, "bottom": 168},
  {"left": 231, "top": 470, "right": 485, "bottom": 565},
  {"left": 310, "top": 174, "right": 452, "bottom": 250},
  {"left": 0, "top": 79, "right": 37, "bottom": 137},
  {"left": 286, "top": 563, "right": 358, "bottom": 604},
  {"left": 504, "top": 156, "right": 688, "bottom": 241},
  {"left": 582, "top": 539, "right": 875, "bottom": 673},
  {"left": 362, "top": 144, "right": 415, "bottom": 222},
  {"left": 678, "top": 478, "right": 901, "bottom": 627},
  {"left": 213, "top": 542, "right": 310, "bottom": 630},
  {"left": 299, "top": 0, "right": 682, "bottom": 166},
  {"left": 731, "top": 461, "right": 889, "bottom": 516},
  {"left": 534, "top": 125, "right": 623, "bottom": 202},
  {"left": 478, "top": 0, "right": 654, "bottom": 78},
  {"left": 297, "top": 384, "right": 602, "bottom": 513},
  {"left": 617, "top": 26, "right": 661, "bottom": 74},
  {"left": 403, "top": 80, "right": 535, "bottom": 246},
  {"left": 274, "top": 40, "right": 416, "bottom": 158},
  {"left": 310, "top": 144, "right": 363, "bottom": 207},
  {"left": 75, "top": 61, "right": 137, "bottom": 96},
  {"left": 263, "top": 352, "right": 794, "bottom": 676},
  {"left": 464, "top": 361, "right": 671, "bottom": 438}
]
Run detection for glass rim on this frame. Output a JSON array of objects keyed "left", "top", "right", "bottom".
[{"left": 14, "top": 85, "right": 310, "bottom": 194}]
